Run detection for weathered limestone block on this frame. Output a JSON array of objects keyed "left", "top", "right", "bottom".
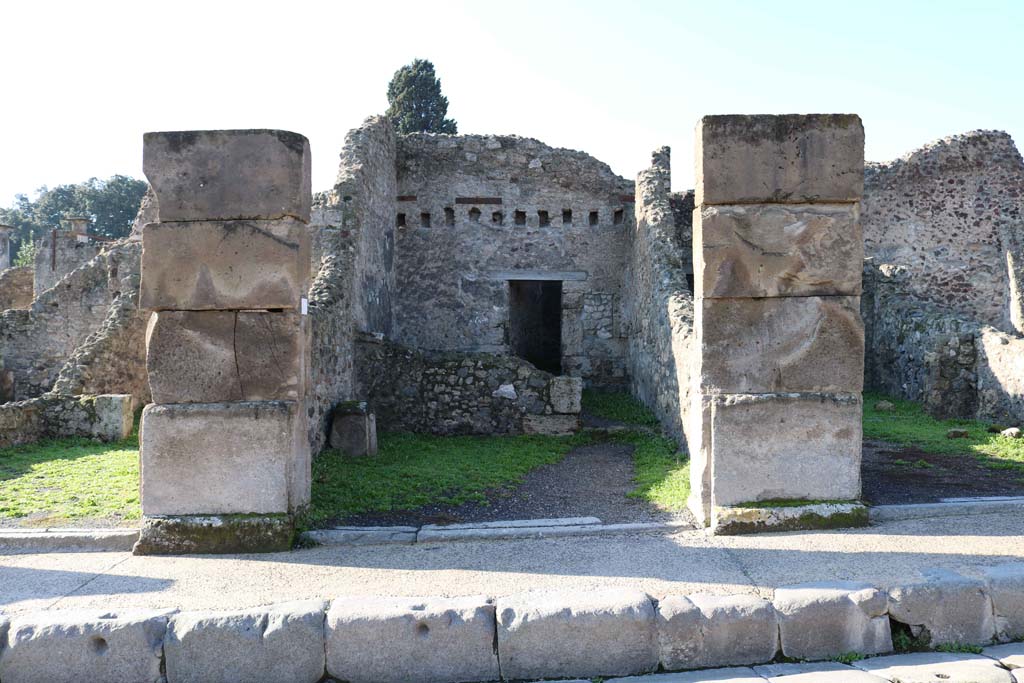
[
  {"left": 143, "top": 129, "right": 311, "bottom": 222},
  {"left": 984, "top": 563, "right": 1024, "bottom": 641},
  {"left": 90, "top": 394, "right": 135, "bottom": 442},
  {"left": 888, "top": 569, "right": 996, "bottom": 645},
  {"left": 773, "top": 581, "right": 891, "bottom": 660},
  {"left": 139, "top": 219, "right": 310, "bottom": 311},
  {"left": 325, "top": 595, "right": 499, "bottom": 683},
  {"left": 549, "top": 375, "right": 583, "bottom": 413},
  {"left": 855, "top": 652, "right": 1014, "bottom": 683},
  {"left": 523, "top": 414, "right": 579, "bottom": 435},
  {"left": 165, "top": 601, "right": 326, "bottom": 683},
  {"left": 140, "top": 401, "right": 302, "bottom": 515},
  {"left": 695, "top": 114, "right": 864, "bottom": 205},
  {"left": 328, "top": 401, "right": 378, "bottom": 457},
  {"left": 146, "top": 311, "right": 305, "bottom": 403},
  {"left": 133, "top": 514, "right": 293, "bottom": 555},
  {"left": 0, "top": 609, "right": 169, "bottom": 683},
  {"left": 497, "top": 588, "right": 658, "bottom": 680},
  {"left": 657, "top": 593, "right": 778, "bottom": 670},
  {"left": 709, "top": 393, "right": 862, "bottom": 506},
  {"left": 694, "top": 204, "right": 863, "bottom": 298},
  {"left": 698, "top": 296, "right": 864, "bottom": 393}
]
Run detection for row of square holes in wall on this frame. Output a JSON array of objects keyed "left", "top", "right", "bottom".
[{"left": 396, "top": 208, "right": 626, "bottom": 229}]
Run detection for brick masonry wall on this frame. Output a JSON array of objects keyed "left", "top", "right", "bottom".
[
  {"left": 354, "top": 333, "right": 580, "bottom": 435},
  {"left": 622, "top": 148, "right": 696, "bottom": 444},
  {"left": 0, "top": 267, "right": 33, "bottom": 311},
  {"left": 391, "top": 133, "right": 635, "bottom": 387}
]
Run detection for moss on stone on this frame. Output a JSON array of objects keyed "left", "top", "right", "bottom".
[{"left": 133, "top": 514, "right": 294, "bottom": 555}]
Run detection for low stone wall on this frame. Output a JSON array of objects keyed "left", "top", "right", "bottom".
[
  {"left": 0, "top": 266, "right": 32, "bottom": 310},
  {"left": 1, "top": 563, "right": 1021, "bottom": 682},
  {"left": 0, "top": 393, "right": 133, "bottom": 448},
  {"left": 354, "top": 333, "right": 581, "bottom": 435}
]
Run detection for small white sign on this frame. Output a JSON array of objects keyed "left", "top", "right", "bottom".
[{"left": 301, "top": 297, "right": 308, "bottom": 315}]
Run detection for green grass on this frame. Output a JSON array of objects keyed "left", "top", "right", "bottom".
[
  {"left": 864, "top": 391, "right": 1024, "bottom": 472},
  {"left": 619, "top": 430, "right": 690, "bottom": 511},
  {"left": 582, "top": 389, "right": 660, "bottom": 426},
  {"left": 0, "top": 432, "right": 140, "bottom": 526}
]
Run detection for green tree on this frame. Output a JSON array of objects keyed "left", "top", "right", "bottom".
[
  {"left": 386, "top": 59, "right": 458, "bottom": 135},
  {"left": 0, "top": 175, "right": 147, "bottom": 257}
]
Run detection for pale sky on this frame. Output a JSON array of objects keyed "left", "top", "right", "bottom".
[{"left": 1, "top": 0, "right": 1021, "bottom": 206}]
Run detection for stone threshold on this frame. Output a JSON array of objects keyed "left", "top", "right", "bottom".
[{"left": 2, "top": 562, "right": 1024, "bottom": 682}]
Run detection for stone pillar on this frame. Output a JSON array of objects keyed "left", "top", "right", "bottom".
[
  {"left": 134, "top": 129, "right": 312, "bottom": 555},
  {"left": 690, "top": 115, "right": 866, "bottom": 532},
  {"left": 0, "top": 224, "right": 12, "bottom": 270}
]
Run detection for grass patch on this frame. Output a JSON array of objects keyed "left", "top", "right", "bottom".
[
  {"left": 582, "top": 389, "right": 659, "bottom": 426},
  {"left": 0, "top": 431, "right": 140, "bottom": 526},
  {"left": 612, "top": 430, "right": 689, "bottom": 511},
  {"left": 864, "top": 391, "right": 1024, "bottom": 472},
  {"left": 303, "top": 431, "right": 591, "bottom": 528},
  {"left": 832, "top": 651, "right": 865, "bottom": 664}
]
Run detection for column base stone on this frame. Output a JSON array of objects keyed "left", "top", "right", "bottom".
[
  {"left": 711, "top": 501, "right": 869, "bottom": 535},
  {"left": 132, "top": 514, "right": 294, "bottom": 555}
]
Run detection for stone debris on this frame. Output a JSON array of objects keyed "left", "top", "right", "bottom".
[{"left": 1002, "top": 427, "right": 1022, "bottom": 438}]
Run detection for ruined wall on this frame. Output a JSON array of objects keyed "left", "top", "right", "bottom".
[
  {"left": 33, "top": 231, "right": 103, "bottom": 296},
  {"left": 391, "top": 133, "right": 635, "bottom": 386},
  {"left": 0, "top": 242, "right": 140, "bottom": 401},
  {"left": 354, "top": 333, "right": 580, "bottom": 435},
  {"left": 863, "top": 130, "right": 1024, "bottom": 333},
  {"left": 0, "top": 393, "right": 132, "bottom": 448},
  {"left": 622, "top": 148, "right": 696, "bottom": 444},
  {"left": 977, "top": 327, "right": 1024, "bottom": 426},
  {"left": 305, "top": 116, "right": 397, "bottom": 453},
  {"left": 0, "top": 267, "right": 33, "bottom": 310}
]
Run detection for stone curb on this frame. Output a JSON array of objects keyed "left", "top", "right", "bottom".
[
  {"left": 869, "top": 497, "right": 1024, "bottom": 522},
  {"left": 2, "top": 562, "right": 1024, "bottom": 682},
  {"left": 0, "top": 528, "right": 140, "bottom": 552}
]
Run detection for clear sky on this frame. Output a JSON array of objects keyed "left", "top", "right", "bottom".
[{"left": 1, "top": 0, "right": 1021, "bottom": 206}]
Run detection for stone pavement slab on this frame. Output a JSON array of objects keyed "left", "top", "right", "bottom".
[
  {"left": 609, "top": 669, "right": 764, "bottom": 682},
  {"left": 755, "top": 661, "right": 888, "bottom": 682},
  {"left": 984, "top": 642, "right": 1024, "bottom": 669},
  {"left": 855, "top": 652, "right": 1016, "bottom": 683}
]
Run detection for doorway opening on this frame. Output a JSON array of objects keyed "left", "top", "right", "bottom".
[{"left": 508, "top": 280, "right": 562, "bottom": 374}]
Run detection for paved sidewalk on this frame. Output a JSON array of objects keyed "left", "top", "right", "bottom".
[{"left": 1, "top": 512, "right": 1022, "bottom": 614}]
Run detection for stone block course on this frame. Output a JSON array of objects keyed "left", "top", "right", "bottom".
[
  {"left": 694, "top": 203, "right": 862, "bottom": 298},
  {"left": 143, "top": 129, "right": 312, "bottom": 222},
  {"left": 984, "top": 563, "right": 1024, "bottom": 641},
  {"left": 695, "top": 114, "right": 864, "bottom": 205},
  {"left": 496, "top": 588, "right": 658, "bottom": 680},
  {"left": 708, "top": 393, "right": 862, "bottom": 506},
  {"left": 146, "top": 310, "right": 305, "bottom": 403},
  {"left": 325, "top": 595, "right": 499, "bottom": 683},
  {"left": 140, "top": 401, "right": 301, "bottom": 515},
  {"left": 773, "top": 581, "right": 891, "bottom": 661},
  {"left": 697, "top": 296, "right": 864, "bottom": 394},
  {"left": 165, "top": 600, "right": 326, "bottom": 683},
  {"left": 888, "top": 568, "right": 997, "bottom": 646},
  {"left": 656, "top": 593, "right": 778, "bottom": 670},
  {"left": 139, "top": 218, "right": 311, "bottom": 311},
  {"left": 0, "top": 609, "right": 170, "bottom": 683}
]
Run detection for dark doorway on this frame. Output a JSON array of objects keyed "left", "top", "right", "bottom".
[{"left": 508, "top": 280, "right": 562, "bottom": 374}]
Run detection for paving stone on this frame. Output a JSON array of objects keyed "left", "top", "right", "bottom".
[
  {"left": 144, "top": 129, "right": 311, "bottom": 222},
  {"left": 888, "top": 568, "right": 996, "bottom": 646},
  {"left": 773, "top": 581, "right": 891, "bottom": 661},
  {"left": 708, "top": 393, "right": 862, "bottom": 507},
  {"left": 165, "top": 600, "right": 326, "bottom": 683},
  {"left": 497, "top": 588, "right": 658, "bottom": 680},
  {"left": 855, "top": 652, "right": 1015, "bottom": 683},
  {"left": 698, "top": 296, "right": 864, "bottom": 394},
  {"left": 755, "top": 661, "right": 888, "bottom": 681},
  {"left": 984, "top": 563, "right": 1024, "bottom": 641},
  {"left": 0, "top": 609, "right": 169, "bottom": 683},
  {"left": 608, "top": 668, "right": 765, "bottom": 682},
  {"left": 140, "top": 401, "right": 302, "bottom": 515},
  {"left": 147, "top": 310, "right": 305, "bottom": 403},
  {"left": 695, "top": 203, "right": 862, "bottom": 298},
  {"left": 657, "top": 593, "right": 778, "bottom": 669},
  {"left": 140, "top": 218, "right": 311, "bottom": 310},
  {"left": 695, "top": 114, "right": 864, "bottom": 205},
  {"left": 983, "top": 642, "right": 1024, "bottom": 668},
  {"left": 325, "top": 595, "right": 499, "bottom": 683}
]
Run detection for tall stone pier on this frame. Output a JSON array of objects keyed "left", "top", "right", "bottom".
[
  {"left": 689, "top": 115, "right": 866, "bottom": 532},
  {"left": 134, "top": 130, "right": 312, "bottom": 554}
]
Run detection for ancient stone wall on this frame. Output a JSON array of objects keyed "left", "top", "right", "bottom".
[
  {"left": 0, "top": 242, "right": 138, "bottom": 401},
  {"left": 0, "top": 393, "right": 133, "bottom": 448},
  {"left": 863, "top": 130, "right": 1024, "bottom": 333},
  {"left": 33, "top": 230, "right": 103, "bottom": 297},
  {"left": 306, "top": 116, "right": 397, "bottom": 454},
  {"left": 621, "top": 148, "right": 695, "bottom": 443},
  {"left": 354, "top": 333, "right": 581, "bottom": 436},
  {"left": 391, "top": 133, "right": 634, "bottom": 386},
  {"left": 0, "top": 266, "right": 33, "bottom": 310}
]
